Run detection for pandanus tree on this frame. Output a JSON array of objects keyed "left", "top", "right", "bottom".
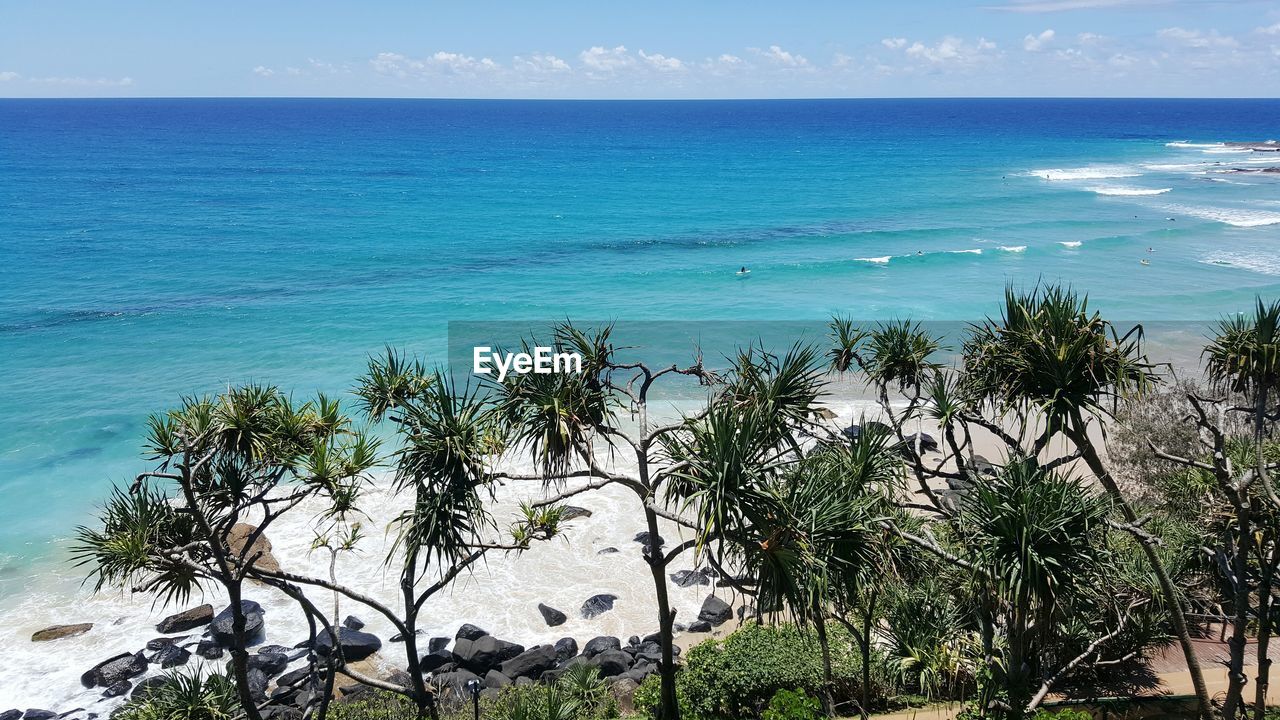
[
  {"left": 486, "top": 324, "right": 833, "bottom": 720},
  {"left": 73, "top": 386, "right": 379, "bottom": 720}
]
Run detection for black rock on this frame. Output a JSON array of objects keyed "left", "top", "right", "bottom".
[
  {"left": 537, "top": 603, "right": 567, "bottom": 627},
  {"left": 580, "top": 594, "right": 618, "bottom": 619},
  {"left": 155, "top": 604, "right": 214, "bottom": 634},
  {"left": 452, "top": 635, "right": 524, "bottom": 674},
  {"left": 152, "top": 643, "right": 191, "bottom": 669},
  {"left": 904, "top": 432, "right": 939, "bottom": 453},
  {"left": 590, "top": 650, "right": 632, "bottom": 677},
  {"left": 55, "top": 711, "right": 85, "bottom": 720},
  {"left": 482, "top": 670, "right": 512, "bottom": 689},
  {"left": 247, "top": 652, "right": 288, "bottom": 677},
  {"left": 145, "top": 636, "right": 185, "bottom": 651},
  {"left": 256, "top": 644, "right": 291, "bottom": 655},
  {"left": 314, "top": 627, "right": 382, "bottom": 662},
  {"left": 211, "top": 600, "right": 265, "bottom": 647},
  {"left": 429, "top": 636, "right": 450, "bottom": 653},
  {"left": 130, "top": 676, "right": 172, "bottom": 700},
  {"left": 247, "top": 668, "right": 268, "bottom": 702},
  {"left": 277, "top": 667, "right": 314, "bottom": 688},
  {"left": 196, "top": 639, "right": 224, "bottom": 660},
  {"left": 597, "top": 547, "right": 618, "bottom": 555},
  {"left": 560, "top": 506, "right": 593, "bottom": 521},
  {"left": 634, "top": 641, "right": 662, "bottom": 664},
  {"left": 432, "top": 669, "right": 480, "bottom": 694},
  {"left": 455, "top": 623, "right": 489, "bottom": 641},
  {"left": 80, "top": 653, "right": 129, "bottom": 688},
  {"left": 642, "top": 632, "right": 661, "bottom": 644},
  {"left": 498, "top": 646, "right": 557, "bottom": 680},
  {"left": 23, "top": 712, "right": 56, "bottom": 720},
  {"left": 101, "top": 681, "right": 132, "bottom": 699},
  {"left": 698, "top": 595, "right": 733, "bottom": 627},
  {"left": 582, "top": 636, "right": 621, "bottom": 658},
  {"left": 627, "top": 635, "right": 640, "bottom": 647},
  {"left": 342, "top": 615, "right": 365, "bottom": 631},
  {"left": 553, "top": 637, "right": 578, "bottom": 662},
  {"left": 87, "top": 651, "right": 148, "bottom": 688},
  {"left": 670, "top": 569, "right": 711, "bottom": 588},
  {"left": 0, "top": 711, "right": 19, "bottom": 720},
  {"left": 688, "top": 620, "right": 712, "bottom": 633},
  {"left": 419, "top": 649, "right": 454, "bottom": 674},
  {"left": 633, "top": 532, "right": 664, "bottom": 548}
]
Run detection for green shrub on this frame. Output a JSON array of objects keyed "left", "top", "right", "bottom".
[
  {"left": 761, "top": 689, "right": 822, "bottom": 720},
  {"left": 113, "top": 669, "right": 240, "bottom": 720},
  {"left": 1031, "top": 709, "right": 1094, "bottom": 720},
  {"left": 328, "top": 690, "right": 420, "bottom": 720}
]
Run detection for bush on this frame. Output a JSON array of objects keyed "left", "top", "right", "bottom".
[
  {"left": 676, "top": 622, "right": 858, "bottom": 720},
  {"left": 761, "top": 689, "right": 822, "bottom": 720},
  {"left": 113, "top": 669, "right": 240, "bottom": 720},
  {"left": 328, "top": 690, "right": 419, "bottom": 720},
  {"left": 1031, "top": 709, "right": 1094, "bottom": 720}
]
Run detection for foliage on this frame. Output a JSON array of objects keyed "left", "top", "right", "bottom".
[
  {"left": 760, "top": 689, "right": 823, "bottom": 720},
  {"left": 113, "top": 669, "right": 240, "bottom": 720}
]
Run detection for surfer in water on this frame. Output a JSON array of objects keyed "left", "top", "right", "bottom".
[{"left": 737, "top": 266, "right": 750, "bottom": 275}]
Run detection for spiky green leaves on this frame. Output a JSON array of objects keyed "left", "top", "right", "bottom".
[{"left": 1204, "top": 297, "right": 1280, "bottom": 397}]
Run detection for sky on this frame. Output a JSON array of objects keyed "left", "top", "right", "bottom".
[{"left": 1, "top": 0, "right": 1279, "bottom": 98}]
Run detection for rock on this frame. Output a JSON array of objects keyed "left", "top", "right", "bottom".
[
  {"left": 642, "top": 632, "right": 662, "bottom": 644},
  {"left": 247, "top": 652, "right": 287, "bottom": 677},
  {"left": 537, "top": 603, "right": 567, "bottom": 627},
  {"left": 226, "top": 523, "right": 281, "bottom": 574},
  {"left": 482, "top": 670, "right": 511, "bottom": 689},
  {"left": 428, "top": 636, "right": 450, "bottom": 652},
  {"left": 670, "top": 570, "right": 711, "bottom": 588},
  {"left": 688, "top": 620, "right": 712, "bottom": 633},
  {"left": 247, "top": 668, "right": 269, "bottom": 702},
  {"left": 145, "top": 636, "right": 185, "bottom": 651},
  {"left": 31, "top": 624, "right": 93, "bottom": 642},
  {"left": 277, "top": 667, "right": 314, "bottom": 688},
  {"left": 737, "top": 605, "right": 757, "bottom": 621},
  {"left": 419, "top": 649, "right": 454, "bottom": 674},
  {"left": 609, "top": 677, "right": 640, "bottom": 713},
  {"left": 582, "top": 636, "right": 621, "bottom": 658},
  {"left": 904, "top": 432, "right": 939, "bottom": 453},
  {"left": 196, "top": 639, "right": 224, "bottom": 659},
  {"left": 514, "top": 676, "right": 533, "bottom": 687},
  {"left": 432, "top": 669, "right": 480, "bottom": 695},
  {"left": 633, "top": 532, "right": 664, "bottom": 548},
  {"left": 452, "top": 635, "right": 524, "bottom": 674},
  {"left": 633, "top": 641, "right": 662, "bottom": 664},
  {"left": 581, "top": 594, "right": 618, "bottom": 619},
  {"left": 554, "top": 637, "right": 578, "bottom": 662},
  {"left": 561, "top": 506, "right": 593, "bottom": 521},
  {"left": 314, "top": 627, "right": 382, "bottom": 662},
  {"left": 151, "top": 643, "right": 191, "bottom": 669},
  {"left": 0, "top": 711, "right": 19, "bottom": 720},
  {"left": 597, "top": 547, "right": 618, "bottom": 555},
  {"left": 101, "top": 681, "right": 132, "bottom": 698},
  {"left": 22, "top": 712, "right": 55, "bottom": 720},
  {"left": 83, "top": 651, "right": 147, "bottom": 688},
  {"left": 342, "top": 615, "right": 365, "bottom": 631},
  {"left": 156, "top": 605, "right": 214, "bottom": 634},
  {"left": 211, "top": 600, "right": 265, "bottom": 646},
  {"left": 130, "top": 676, "right": 172, "bottom": 701},
  {"left": 455, "top": 623, "right": 488, "bottom": 641},
  {"left": 627, "top": 635, "right": 640, "bottom": 647},
  {"left": 698, "top": 595, "right": 732, "bottom": 627},
  {"left": 498, "top": 646, "right": 557, "bottom": 680},
  {"left": 590, "top": 650, "right": 632, "bottom": 677}
]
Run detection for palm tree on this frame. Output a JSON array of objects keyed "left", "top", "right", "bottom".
[{"left": 960, "top": 284, "right": 1212, "bottom": 720}]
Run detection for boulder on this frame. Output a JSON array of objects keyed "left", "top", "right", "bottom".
[
  {"left": 554, "top": 637, "right": 578, "bottom": 662},
  {"left": 455, "top": 623, "right": 488, "bottom": 641},
  {"left": 431, "top": 669, "right": 480, "bottom": 695},
  {"left": 22, "top": 713, "right": 55, "bottom": 720},
  {"left": 0, "top": 711, "right": 19, "bottom": 720},
  {"left": 610, "top": 677, "right": 641, "bottom": 713},
  {"left": 428, "top": 636, "right": 451, "bottom": 653},
  {"left": 590, "top": 650, "right": 632, "bottom": 677},
  {"left": 669, "top": 570, "right": 710, "bottom": 588},
  {"left": 560, "top": 506, "right": 593, "bottom": 521},
  {"left": 687, "top": 620, "right": 712, "bottom": 633},
  {"left": 151, "top": 643, "right": 191, "bottom": 669},
  {"left": 698, "top": 595, "right": 732, "bottom": 627},
  {"left": 314, "top": 627, "right": 382, "bottom": 662},
  {"left": 247, "top": 668, "right": 269, "bottom": 702},
  {"left": 277, "top": 667, "right": 314, "bottom": 688},
  {"left": 145, "top": 636, "right": 185, "bottom": 651},
  {"left": 453, "top": 635, "right": 523, "bottom": 674},
  {"left": 419, "top": 649, "right": 454, "bottom": 674},
  {"left": 498, "top": 645, "right": 557, "bottom": 680},
  {"left": 633, "top": 532, "right": 664, "bottom": 548},
  {"left": 155, "top": 605, "right": 214, "bottom": 634},
  {"left": 246, "top": 652, "right": 287, "bottom": 677},
  {"left": 482, "top": 670, "right": 511, "bottom": 689},
  {"left": 130, "top": 676, "right": 172, "bottom": 701},
  {"left": 226, "top": 523, "right": 281, "bottom": 574},
  {"left": 210, "top": 600, "right": 265, "bottom": 646},
  {"left": 633, "top": 641, "right": 662, "bottom": 664},
  {"left": 101, "top": 681, "right": 132, "bottom": 699},
  {"left": 597, "top": 547, "right": 618, "bottom": 555},
  {"left": 582, "top": 636, "right": 621, "bottom": 658},
  {"left": 82, "top": 651, "right": 147, "bottom": 688},
  {"left": 537, "top": 603, "right": 567, "bottom": 627},
  {"left": 580, "top": 594, "right": 618, "bottom": 619},
  {"left": 31, "top": 624, "right": 93, "bottom": 642},
  {"left": 196, "top": 639, "right": 224, "bottom": 659},
  {"left": 342, "top": 616, "right": 364, "bottom": 631},
  {"left": 904, "top": 432, "right": 939, "bottom": 453}
]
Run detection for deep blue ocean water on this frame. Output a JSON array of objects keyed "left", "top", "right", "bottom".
[{"left": 2, "top": 98, "right": 1279, "bottom": 599}]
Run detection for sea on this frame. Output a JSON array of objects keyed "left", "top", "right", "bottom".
[{"left": 0, "top": 98, "right": 1277, "bottom": 708}]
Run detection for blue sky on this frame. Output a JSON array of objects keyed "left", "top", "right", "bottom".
[{"left": 2, "top": 0, "right": 1278, "bottom": 98}]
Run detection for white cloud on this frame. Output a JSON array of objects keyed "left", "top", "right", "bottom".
[
  {"left": 988, "top": 0, "right": 1166, "bottom": 12},
  {"left": 899, "top": 36, "right": 999, "bottom": 65},
  {"left": 757, "top": 45, "right": 809, "bottom": 67},
  {"left": 1076, "top": 32, "right": 1105, "bottom": 44},
  {"left": 579, "top": 45, "right": 636, "bottom": 73},
  {"left": 0, "top": 71, "right": 20, "bottom": 82},
  {"left": 882, "top": 38, "right": 908, "bottom": 50},
  {"left": 514, "top": 53, "right": 570, "bottom": 74},
  {"left": 639, "top": 50, "right": 684, "bottom": 72},
  {"left": 1257, "top": 22, "right": 1280, "bottom": 36},
  {"left": 252, "top": 66, "right": 274, "bottom": 77},
  {"left": 1023, "top": 29, "right": 1056, "bottom": 51},
  {"left": 1158, "top": 27, "right": 1239, "bottom": 49}
]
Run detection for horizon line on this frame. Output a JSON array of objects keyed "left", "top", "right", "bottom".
[{"left": 2, "top": 94, "right": 1280, "bottom": 102}]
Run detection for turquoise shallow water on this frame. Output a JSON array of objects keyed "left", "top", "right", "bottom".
[{"left": 1, "top": 98, "right": 1279, "bottom": 599}]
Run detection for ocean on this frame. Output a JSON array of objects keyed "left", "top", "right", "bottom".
[{"left": 0, "top": 98, "right": 1278, "bottom": 707}]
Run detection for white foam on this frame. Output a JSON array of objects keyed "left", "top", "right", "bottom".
[
  {"left": 1202, "top": 252, "right": 1280, "bottom": 276},
  {"left": 856, "top": 256, "right": 891, "bottom": 264},
  {"left": 1160, "top": 204, "right": 1280, "bottom": 228},
  {"left": 1086, "top": 186, "right": 1172, "bottom": 197},
  {"left": 1059, "top": 241, "right": 1083, "bottom": 248},
  {"left": 1029, "top": 166, "right": 1142, "bottom": 181},
  {"left": 1165, "top": 141, "right": 1224, "bottom": 149},
  {"left": 998, "top": 245, "right": 1027, "bottom": 253},
  {"left": 947, "top": 249, "right": 983, "bottom": 255}
]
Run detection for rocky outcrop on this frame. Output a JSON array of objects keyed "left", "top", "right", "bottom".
[
  {"left": 560, "top": 506, "right": 593, "bottom": 521},
  {"left": 589, "top": 650, "right": 632, "bottom": 677},
  {"left": 455, "top": 623, "right": 488, "bottom": 641},
  {"left": 156, "top": 605, "right": 213, "bottom": 634},
  {"left": 669, "top": 569, "right": 711, "bottom": 588},
  {"left": 580, "top": 594, "right": 617, "bottom": 619},
  {"left": 498, "top": 645, "right": 557, "bottom": 680},
  {"left": 210, "top": 600, "right": 265, "bottom": 646},
  {"left": 554, "top": 637, "right": 578, "bottom": 661},
  {"left": 581, "top": 636, "right": 620, "bottom": 658},
  {"left": 226, "top": 523, "right": 281, "bottom": 574},
  {"left": 537, "top": 603, "right": 566, "bottom": 627},
  {"left": 31, "top": 624, "right": 93, "bottom": 642},
  {"left": 314, "top": 628, "right": 382, "bottom": 662},
  {"left": 698, "top": 595, "right": 732, "bottom": 627},
  {"left": 452, "top": 635, "right": 523, "bottom": 674},
  {"left": 81, "top": 651, "right": 147, "bottom": 689}
]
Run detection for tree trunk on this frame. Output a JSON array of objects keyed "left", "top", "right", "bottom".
[
  {"left": 1070, "top": 423, "right": 1213, "bottom": 720},
  {"left": 226, "top": 579, "right": 265, "bottom": 720},
  {"left": 814, "top": 612, "right": 836, "bottom": 716},
  {"left": 1254, "top": 535, "right": 1279, "bottom": 720},
  {"left": 861, "top": 590, "right": 879, "bottom": 720},
  {"left": 644, "top": 504, "right": 681, "bottom": 720},
  {"left": 1225, "top": 500, "right": 1255, "bottom": 720},
  {"left": 401, "top": 543, "right": 439, "bottom": 720}
]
